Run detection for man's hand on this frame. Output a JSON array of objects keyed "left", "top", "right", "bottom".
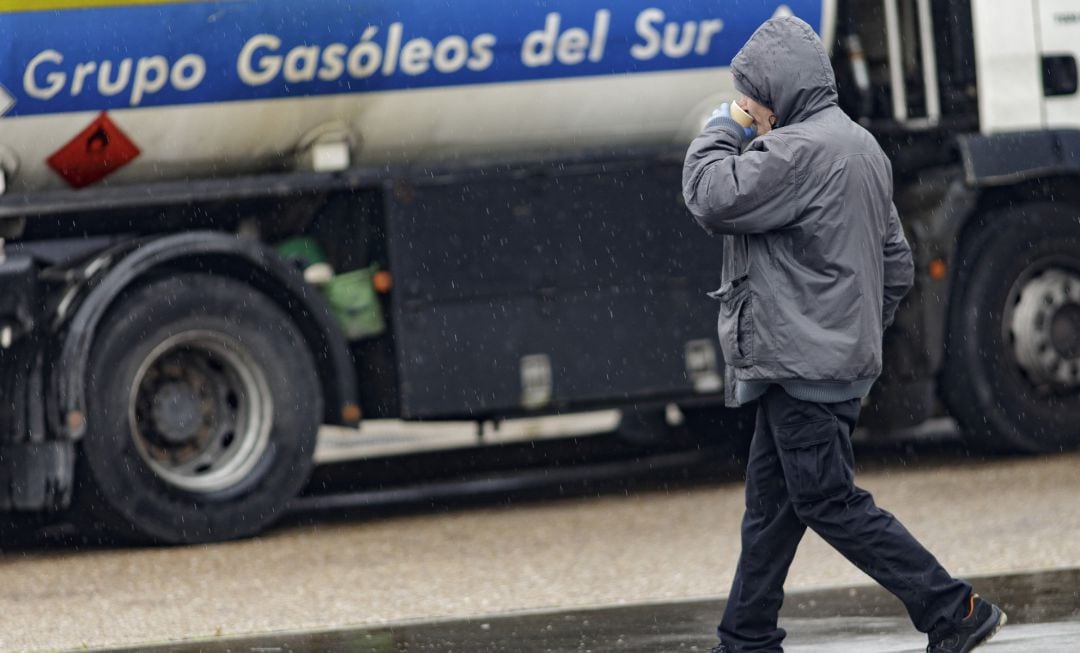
[{"left": 710, "top": 103, "right": 756, "bottom": 140}]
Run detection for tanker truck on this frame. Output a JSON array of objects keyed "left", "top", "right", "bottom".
[{"left": 0, "top": 0, "right": 1077, "bottom": 543}]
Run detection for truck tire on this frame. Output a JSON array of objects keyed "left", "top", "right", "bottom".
[
  {"left": 943, "top": 202, "right": 1080, "bottom": 452},
  {"left": 76, "top": 273, "right": 323, "bottom": 543}
]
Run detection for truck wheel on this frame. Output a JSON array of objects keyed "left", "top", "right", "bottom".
[
  {"left": 77, "top": 273, "right": 322, "bottom": 543},
  {"left": 944, "top": 202, "right": 1080, "bottom": 452}
]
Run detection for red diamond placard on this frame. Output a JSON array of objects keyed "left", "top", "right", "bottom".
[{"left": 47, "top": 112, "right": 140, "bottom": 189}]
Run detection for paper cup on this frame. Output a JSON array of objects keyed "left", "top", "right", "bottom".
[{"left": 731, "top": 101, "right": 754, "bottom": 129}]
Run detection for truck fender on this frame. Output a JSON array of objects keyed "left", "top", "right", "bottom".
[
  {"left": 918, "top": 128, "right": 1080, "bottom": 377},
  {"left": 50, "top": 230, "right": 360, "bottom": 440},
  {"left": 957, "top": 129, "right": 1080, "bottom": 187}
]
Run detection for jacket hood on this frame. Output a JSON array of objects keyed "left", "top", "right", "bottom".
[{"left": 730, "top": 16, "right": 837, "bottom": 127}]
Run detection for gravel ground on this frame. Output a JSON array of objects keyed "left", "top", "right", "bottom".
[{"left": 1, "top": 449, "right": 1078, "bottom": 652}]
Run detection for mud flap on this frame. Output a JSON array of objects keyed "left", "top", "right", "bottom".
[{"left": 0, "top": 441, "right": 75, "bottom": 511}]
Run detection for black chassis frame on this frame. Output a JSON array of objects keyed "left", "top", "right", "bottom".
[
  {"left": 2, "top": 126, "right": 1079, "bottom": 510},
  {"left": 0, "top": 152, "right": 731, "bottom": 509}
]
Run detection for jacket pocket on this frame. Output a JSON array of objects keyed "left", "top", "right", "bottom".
[
  {"left": 776, "top": 417, "right": 853, "bottom": 503},
  {"left": 708, "top": 277, "right": 754, "bottom": 368}
]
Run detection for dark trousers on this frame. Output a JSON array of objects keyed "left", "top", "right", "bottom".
[{"left": 719, "top": 385, "right": 971, "bottom": 652}]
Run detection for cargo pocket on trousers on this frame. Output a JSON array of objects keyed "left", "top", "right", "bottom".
[
  {"left": 708, "top": 278, "right": 754, "bottom": 368},
  {"left": 777, "top": 417, "right": 852, "bottom": 503}
]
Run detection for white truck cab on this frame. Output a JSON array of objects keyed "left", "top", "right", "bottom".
[{"left": 973, "top": 0, "right": 1080, "bottom": 132}]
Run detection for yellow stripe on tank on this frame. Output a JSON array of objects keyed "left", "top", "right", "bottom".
[{"left": 0, "top": 0, "right": 205, "bottom": 12}]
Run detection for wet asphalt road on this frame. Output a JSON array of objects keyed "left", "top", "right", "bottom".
[
  {"left": 2, "top": 433, "right": 1080, "bottom": 652},
  {"left": 109, "top": 569, "right": 1080, "bottom": 652}
]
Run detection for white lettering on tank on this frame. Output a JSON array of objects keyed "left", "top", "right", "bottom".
[
  {"left": 347, "top": 27, "right": 383, "bottom": 79},
  {"left": 589, "top": 10, "right": 611, "bottom": 63},
  {"left": 382, "top": 23, "right": 403, "bottom": 76},
  {"left": 664, "top": 22, "right": 698, "bottom": 58},
  {"left": 70, "top": 61, "right": 97, "bottom": 96},
  {"left": 236, "top": 26, "right": 498, "bottom": 87},
  {"left": 238, "top": 34, "right": 283, "bottom": 86},
  {"left": 631, "top": 9, "right": 664, "bottom": 61},
  {"left": 319, "top": 44, "right": 347, "bottom": 81},
  {"left": 399, "top": 37, "right": 433, "bottom": 76},
  {"left": 171, "top": 54, "right": 206, "bottom": 91},
  {"left": 522, "top": 13, "right": 561, "bottom": 68},
  {"left": 556, "top": 27, "right": 590, "bottom": 65},
  {"left": 433, "top": 36, "right": 470, "bottom": 73},
  {"left": 632, "top": 11, "right": 725, "bottom": 60},
  {"left": 24, "top": 50, "right": 65, "bottom": 100},
  {"left": 522, "top": 12, "right": 607, "bottom": 67},
  {"left": 468, "top": 34, "right": 497, "bottom": 71},
  {"left": 26, "top": 49, "right": 210, "bottom": 104},
  {"left": 695, "top": 19, "right": 724, "bottom": 55},
  {"left": 98, "top": 59, "right": 132, "bottom": 97},
  {"left": 130, "top": 55, "right": 169, "bottom": 105},
  {"left": 284, "top": 46, "right": 320, "bottom": 83}
]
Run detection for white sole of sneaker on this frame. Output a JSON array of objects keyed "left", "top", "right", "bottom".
[{"left": 970, "top": 609, "right": 1007, "bottom": 652}]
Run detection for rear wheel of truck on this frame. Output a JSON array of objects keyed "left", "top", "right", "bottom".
[
  {"left": 76, "top": 273, "right": 323, "bottom": 544},
  {"left": 944, "top": 202, "right": 1080, "bottom": 452}
]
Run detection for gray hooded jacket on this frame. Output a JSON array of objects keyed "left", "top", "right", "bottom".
[{"left": 682, "top": 16, "right": 914, "bottom": 407}]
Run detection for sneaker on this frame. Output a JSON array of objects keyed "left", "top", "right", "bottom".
[{"left": 927, "top": 594, "right": 1007, "bottom": 653}]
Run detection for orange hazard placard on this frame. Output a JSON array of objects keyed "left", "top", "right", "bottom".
[{"left": 47, "top": 112, "right": 140, "bottom": 189}]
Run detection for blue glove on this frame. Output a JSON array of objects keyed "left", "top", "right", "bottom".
[{"left": 710, "top": 103, "right": 756, "bottom": 139}]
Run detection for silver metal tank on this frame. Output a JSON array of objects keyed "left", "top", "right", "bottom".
[{"left": 0, "top": 0, "right": 829, "bottom": 193}]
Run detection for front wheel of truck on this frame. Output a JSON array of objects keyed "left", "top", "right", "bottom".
[
  {"left": 943, "top": 202, "right": 1080, "bottom": 453},
  {"left": 76, "top": 273, "right": 323, "bottom": 544}
]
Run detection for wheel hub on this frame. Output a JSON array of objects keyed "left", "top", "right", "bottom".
[
  {"left": 1009, "top": 269, "right": 1080, "bottom": 389},
  {"left": 150, "top": 381, "right": 210, "bottom": 444},
  {"left": 128, "top": 332, "right": 272, "bottom": 495},
  {"left": 1050, "top": 304, "right": 1080, "bottom": 360}
]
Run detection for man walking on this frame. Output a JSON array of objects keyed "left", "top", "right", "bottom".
[{"left": 682, "top": 16, "right": 1006, "bottom": 653}]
